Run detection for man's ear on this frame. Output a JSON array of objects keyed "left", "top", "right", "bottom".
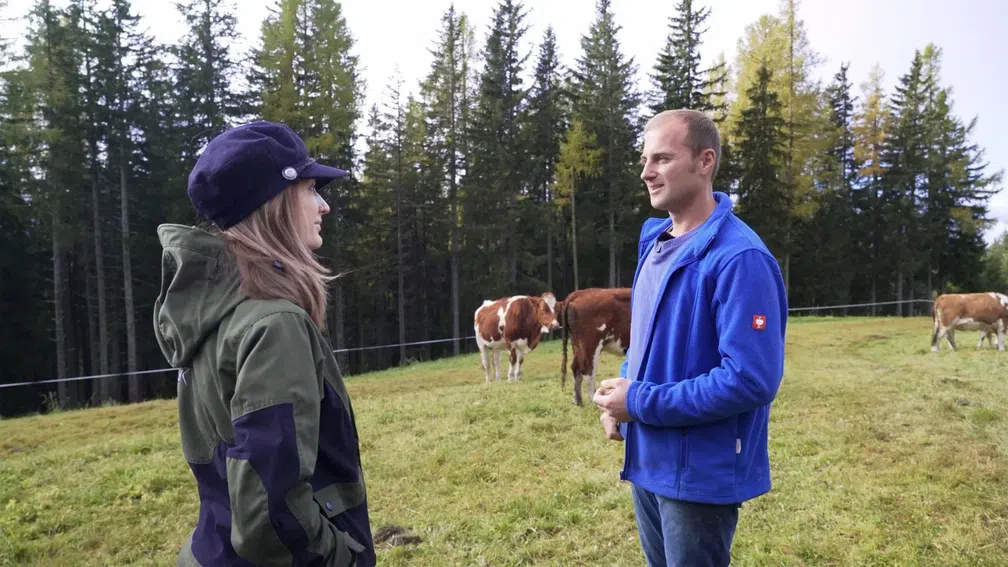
[{"left": 702, "top": 149, "right": 717, "bottom": 176}]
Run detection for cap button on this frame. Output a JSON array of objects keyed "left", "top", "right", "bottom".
[{"left": 282, "top": 166, "right": 297, "bottom": 180}]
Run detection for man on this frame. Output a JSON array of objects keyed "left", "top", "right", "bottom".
[{"left": 592, "top": 109, "right": 788, "bottom": 567}]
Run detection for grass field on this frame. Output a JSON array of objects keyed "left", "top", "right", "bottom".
[{"left": 2, "top": 316, "right": 1008, "bottom": 566}]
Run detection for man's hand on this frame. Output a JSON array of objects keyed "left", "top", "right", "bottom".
[
  {"left": 593, "top": 378, "right": 631, "bottom": 422},
  {"left": 600, "top": 412, "right": 623, "bottom": 441}
]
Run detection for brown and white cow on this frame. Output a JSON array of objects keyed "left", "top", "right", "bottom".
[
  {"left": 473, "top": 292, "right": 560, "bottom": 382},
  {"left": 558, "top": 287, "right": 632, "bottom": 406},
  {"left": 931, "top": 292, "right": 1008, "bottom": 351}
]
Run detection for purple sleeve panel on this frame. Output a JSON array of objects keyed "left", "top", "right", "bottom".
[{"left": 228, "top": 402, "right": 325, "bottom": 565}]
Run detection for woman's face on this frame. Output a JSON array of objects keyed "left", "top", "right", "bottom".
[{"left": 294, "top": 179, "right": 331, "bottom": 250}]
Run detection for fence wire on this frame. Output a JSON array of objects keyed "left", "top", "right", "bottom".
[
  {"left": 0, "top": 334, "right": 477, "bottom": 390},
  {"left": 788, "top": 299, "right": 933, "bottom": 312},
  {"left": 1, "top": 299, "right": 937, "bottom": 390}
]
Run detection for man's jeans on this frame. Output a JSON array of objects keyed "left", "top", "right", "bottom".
[{"left": 630, "top": 482, "right": 740, "bottom": 567}]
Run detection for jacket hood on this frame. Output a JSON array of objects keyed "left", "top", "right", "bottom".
[{"left": 153, "top": 224, "right": 246, "bottom": 368}]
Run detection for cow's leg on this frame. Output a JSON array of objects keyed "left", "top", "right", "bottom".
[
  {"left": 946, "top": 329, "right": 958, "bottom": 351},
  {"left": 977, "top": 331, "right": 986, "bottom": 349},
  {"left": 932, "top": 324, "right": 952, "bottom": 352},
  {"left": 999, "top": 326, "right": 1005, "bottom": 352},
  {"left": 586, "top": 337, "right": 605, "bottom": 403},
  {"left": 508, "top": 348, "right": 518, "bottom": 382},
  {"left": 493, "top": 350, "right": 502, "bottom": 381},
  {"left": 518, "top": 335, "right": 539, "bottom": 382},
  {"left": 479, "top": 344, "right": 492, "bottom": 383},
  {"left": 571, "top": 342, "right": 584, "bottom": 406},
  {"left": 573, "top": 340, "right": 595, "bottom": 407},
  {"left": 576, "top": 343, "right": 584, "bottom": 403}
]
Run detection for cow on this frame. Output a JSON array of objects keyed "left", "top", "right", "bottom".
[
  {"left": 931, "top": 292, "right": 1008, "bottom": 351},
  {"left": 558, "top": 287, "right": 632, "bottom": 406},
  {"left": 473, "top": 292, "right": 560, "bottom": 382}
]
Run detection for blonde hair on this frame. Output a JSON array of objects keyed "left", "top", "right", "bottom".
[{"left": 219, "top": 180, "right": 334, "bottom": 327}]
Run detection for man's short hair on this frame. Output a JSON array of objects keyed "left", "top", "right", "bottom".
[{"left": 645, "top": 109, "right": 721, "bottom": 181}]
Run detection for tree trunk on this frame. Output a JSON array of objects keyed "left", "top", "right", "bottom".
[
  {"left": 374, "top": 294, "right": 384, "bottom": 371},
  {"left": 510, "top": 190, "right": 518, "bottom": 288},
  {"left": 396, "top": 182, "right": 406, "bottom": 366},
  {"left": 110, "top": 291, "right": 121, "bottom": 401},
  {"left": 92, "top": 173, "right": 109, "bottom": 384},
  {"left": 450, "top": 181, "right": 460, "bottom": 356},
  {"left": 571, "top": 177, "right": 579, "bottom": 291},
  {"left": 608, "top": 138, "right": 616, "bottom": 288},
  {"left": 357, "top": 300, "right": 366, "bottom": 373},
  {"left": 68, "top": 254, "right": 84, "bottom": 405},
  {"left": 110, "top": 5, "right": 139, "bottom": 401},
  {"left": 608, "top": 202, "right": 616, "bottom": 288},
  {"left": 121, "top": 158, "right": 139, "bottom": 402},
  {"left": 91, "top": 175, "right": 114, "bottom": 402},
  {"left": 417, "top": 209, "right": 430, "bottom": 356},
  {"left": 83, "top": 242, "right": 99, "bottom": 384},
  {"left": 896, "top": 270, "right": 904, "bottom": 317},
  {"left": 871, "top": 280, "right": 877, "bottom": 317},
  {"left": 911, "top": 274, "right": 919, "bottom": 314},
  {"left": 927, "top": 267, "right": 933, "bottom": 303},
  {"left": 449, "top": 20, "right": 462, "bottom": 356},
  {"left": 547, "top": 223, "right": 553, "bottom": 292},
  {"left": 53, "top": 217, "right": 69, "bottom": 409}
]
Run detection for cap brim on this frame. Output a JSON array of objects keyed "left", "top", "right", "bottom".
[{"left": 301, "top": 162, "right": 348, "bottom": 188}]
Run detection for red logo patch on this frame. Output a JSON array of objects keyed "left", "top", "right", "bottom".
[{"left": 752, "top": 314, "right": 766, "bottom": 331}]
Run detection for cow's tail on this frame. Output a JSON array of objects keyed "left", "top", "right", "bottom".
[{"left": 560, "top": 299, "right": 570, "bottom": 390}]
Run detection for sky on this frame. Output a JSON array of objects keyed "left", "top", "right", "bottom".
[{"left": 3, "top": 0, "right": 1007, "bottom": 243}]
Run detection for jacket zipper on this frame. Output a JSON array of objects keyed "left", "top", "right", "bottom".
[{"left": 620, "top": 422, "right": 631, "bottom": 481}]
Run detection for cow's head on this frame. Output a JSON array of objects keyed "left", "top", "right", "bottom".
[{"left": 535, "top": 292, "right": 560, "bottom": 334}]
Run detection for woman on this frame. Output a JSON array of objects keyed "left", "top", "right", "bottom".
[{"left": 153, "top": 120, "right": 375, "bottom": 566}]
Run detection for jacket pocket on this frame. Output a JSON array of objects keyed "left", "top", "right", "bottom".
[{"left": 681, "top": 418, "right": 737, "bottom": 490}]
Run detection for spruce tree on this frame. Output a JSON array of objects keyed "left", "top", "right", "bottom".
[
  {"left": 727, "top": 2, "right": 821, "bottom": 288},
  {"left": 570, "top": 0, "right": 641, "bottom": 287},
  {"left": 734, "top": 64, "right": 788, "bottom": 262},
  {"left": 793, "top": 62, "right": 858, "bottom": 306},
  {"left": 880, "top": 51, "right": 927, "bottom": 314},
  {"left": 252, "top": 0, "right": 363, "bottom": 362},
  {"left": 852, "top": 64, "right": 890, "bottom": 312},
  {"left": 704, "top": 52, "right": 738, "bottom": 195},
  {"left": 918, "top": 44, "right": 1001, "bottom": 294},
  {"left": 526, "top": 26, "right": 567, "bottom": 292},
  {"left": 421, "top": 4, "right": 475, "bottom": 355},
  {"left": 649, "top": 0, "right": 726, "bottom": 115},
  {"left": 465, "top": 0, "right": 530, "bottom": 291},
  {"left": 174, "top": 0, "right": 245, "bottom": 157},
  {"left": 0, "top": 6, "right": 56, "bottom": 407}
]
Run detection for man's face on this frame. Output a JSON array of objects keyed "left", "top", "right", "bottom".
[{"left": 639, "top": 117, "right": 711, "bottom": 212}]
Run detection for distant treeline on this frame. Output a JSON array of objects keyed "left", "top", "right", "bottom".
[{"left": 0, "top": 0, "right": 1003, "bottom": 417}]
